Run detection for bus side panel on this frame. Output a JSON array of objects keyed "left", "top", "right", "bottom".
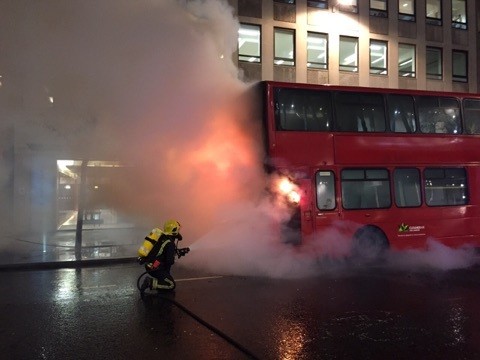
[
  {"left": 272, "top": 133, "right": 334, "bottom": 167},
  {"left": 339, "top": 206, "right": 480, "bottom": 251},
  {"left": 334, "top": 134, "right": 480, "bottom": 165}
]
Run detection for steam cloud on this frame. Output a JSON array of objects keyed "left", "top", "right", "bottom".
[
  {"left": 1, "top": 0, "right": 478, "bottom": 274},
  {"left": 1, "top": 0, "right": 265, "bottom": 236}
]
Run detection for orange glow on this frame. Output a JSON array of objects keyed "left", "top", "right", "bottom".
[
  {"left": 188, "top": 112, "right": 258, "bottom": 177},
  {"left": 275, "top": 319, "right": 307, "bottom": 360}
]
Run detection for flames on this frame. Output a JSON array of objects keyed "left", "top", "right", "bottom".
[{"left": 276, "top": 176, "right": 301, "bottom": 205}]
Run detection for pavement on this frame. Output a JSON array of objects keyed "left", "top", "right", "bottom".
[
  {"left": 0, "top": 207, "right": 158, "bottom": 269},
  {"left": 0, "top": 217, "right": 146, "bottom": 268}
]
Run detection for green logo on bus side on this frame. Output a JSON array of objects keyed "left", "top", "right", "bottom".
[{"left": 398, "top": 223, "right": 410, "bottom": 232}]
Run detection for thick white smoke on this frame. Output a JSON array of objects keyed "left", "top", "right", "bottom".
[
  {"left": 1, "top": 0, "right": 477, "bottom": 274},
  {"left": 386, "top": 238, "right": 478, "bottom": 271},
  {"left": 1, "top": 0, "right": 265, "bottom": 236}
]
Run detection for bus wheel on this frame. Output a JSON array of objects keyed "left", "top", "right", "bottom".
[{"left": 352, "top": 226, "right": 389, "bottom": 261}]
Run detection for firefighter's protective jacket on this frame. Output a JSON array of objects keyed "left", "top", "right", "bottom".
[{"left": 145, "top": 234, "right": 176, "bottom": 272}]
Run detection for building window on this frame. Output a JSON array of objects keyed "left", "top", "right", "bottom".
[
  {"left": 238, "top": 24, "right": 261, "bottom": 63},
  {"left": 337, "top": 0, "right": 358, "bottom": 13},
  {"left": 370, "top": 40, "right": 387, "bottom": 75},
  {"left": 274, "top": 28, "right": 295, "bottom": 66},
  {"left": 398, "top": 43, "right": 415, "bottom": 77},
  {"left": 339, "top": 36, "right": 358, "bottom": 72},
  {"left": 370, "top": 0, "right": 387, "bottom": 17},
  {"left": 426, "top": 0, "right": 442, "bottom": 25},
  {"left": 274, "top": 0, "right": 295, "bottom": 4},
  {"left": 399, "top": 0, "right": 415, "bottom": 21},
  {"left": 452, "top": 0, "right": 467, "bottom": 29},
  {"left": 452, "top": 50, "right": 468, "bottom": 82},
  {"left": 308, "top": 0, "right": 328, "bottom": 8},
  {"left": 307, "top": 32, "right": 328, "bottom": 69},
  {"left": 426, "top": 47, "right": 442, "bottom": 80}
]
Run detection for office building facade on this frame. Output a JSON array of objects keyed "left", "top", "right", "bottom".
[{"left": 236, "top": 0, "right": 479, "bottom": 93}]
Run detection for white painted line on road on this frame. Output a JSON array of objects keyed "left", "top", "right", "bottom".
[
  {"left": 82, "top": 277, "right": 223, "bottom": 290},
  {"left": 176, "top": 275, "right": 223, "bottom": 282},
  {"left": 83, "top": 285, "right": 118, "bottom": 289}
]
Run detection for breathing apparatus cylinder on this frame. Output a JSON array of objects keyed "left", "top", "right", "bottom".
[{"left": 137, "top": 228, "right": 163, "bottom": 257}]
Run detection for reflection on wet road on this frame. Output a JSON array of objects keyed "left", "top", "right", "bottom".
[{"left": 1, "top": 263, "right": 480, "bottom": 359}]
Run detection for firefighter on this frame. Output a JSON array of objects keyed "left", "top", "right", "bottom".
[{"left": 139, "top": 219, "right": 182, "bottom": 293}]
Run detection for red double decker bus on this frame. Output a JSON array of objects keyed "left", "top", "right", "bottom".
[{"left": 259, "top": 81, "right": 480, "bottom": 257}]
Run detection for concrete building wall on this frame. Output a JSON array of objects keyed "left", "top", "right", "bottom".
[{"left": 237, "top": 0, "right": 478, "bottom": 93}]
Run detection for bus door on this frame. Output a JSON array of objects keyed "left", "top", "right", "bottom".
[
  {"left": 296, "top": 178, "right": 314, "bottom": 238},
  {"left": 313, "top": 170, "right": 340, "bottom": 232}
]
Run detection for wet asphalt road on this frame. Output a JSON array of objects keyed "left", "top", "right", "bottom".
[{"left": 1, "top": 261, "right": 480, "bottom": 360}]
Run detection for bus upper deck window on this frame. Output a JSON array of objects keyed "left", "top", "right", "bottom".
[
  {"left": 387, "top": 95, "right": 417, "bottom": 133},
  {"left": 274, "top": 88, "right": 332, "bottom": 131},
  {"left": 464, "top": 99, "right": 480, "bottom": 134},
  {"left": 417, "top": 96, "right": 462, "bottom": 134},
  {"left": 335, "top": 92, "right": 386, "bottom": 132}
]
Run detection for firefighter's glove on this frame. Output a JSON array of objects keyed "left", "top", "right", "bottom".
[{"left": 177, "top": 247, "right": 190, "bottom": 258}]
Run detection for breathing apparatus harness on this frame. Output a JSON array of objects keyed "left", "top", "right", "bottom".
[
  {"left": 136, "top": 232, "right": 190, "bottom": 291},
  {"left": 137, "top": 226, "right": 189, "bottom": 264}
]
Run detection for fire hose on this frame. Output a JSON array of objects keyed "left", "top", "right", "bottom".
[{"left": 136, "top": 257, "right": 260, "bottom": 359}]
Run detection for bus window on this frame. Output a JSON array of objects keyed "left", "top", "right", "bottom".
[
  {"left": 424, "top": 168, "right": 468, "bottom": 206},
  {"left": 394, "top": 168, "right": 421, "bottom": 207},
  {"left": 341, "top": 169, "right": 391, "bottom": 209},
  {"left": 464, "top": 99, "right": 480, "bottom": 134},
  {"left": 316, "top": 171, "right": 336, "bottom": 210},
  {"left": 416, "top": 96, "right": 462, "bottom": 134},
  {"left": 274, "top": 88, "right": 332, "bottom": 131},
  {"left": 387, "top": 95, "right": 417, "bottom": 133},
  {"left": 335, "top": 92, "right": 386, "bottom": 132}
]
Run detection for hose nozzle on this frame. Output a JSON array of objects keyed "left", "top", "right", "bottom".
[{"left": 177, "top": 247, "right": 190, "bottom": 258}]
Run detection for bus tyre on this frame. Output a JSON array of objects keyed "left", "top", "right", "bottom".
[{"left": 352, "top": 226, "right": 389, "bottom": 261}]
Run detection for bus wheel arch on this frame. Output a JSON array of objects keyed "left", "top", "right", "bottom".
[{"left": 352, "top": 225, "right": 389, "bottom": 260}]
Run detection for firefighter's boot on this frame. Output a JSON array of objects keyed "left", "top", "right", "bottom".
[{"left": 140, "top": 277, "right": 152, "bottom": 294}]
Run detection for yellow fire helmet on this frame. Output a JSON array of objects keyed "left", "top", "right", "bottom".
[{"left": 163, "top": 219, "right": 181, "bottom": 236}]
